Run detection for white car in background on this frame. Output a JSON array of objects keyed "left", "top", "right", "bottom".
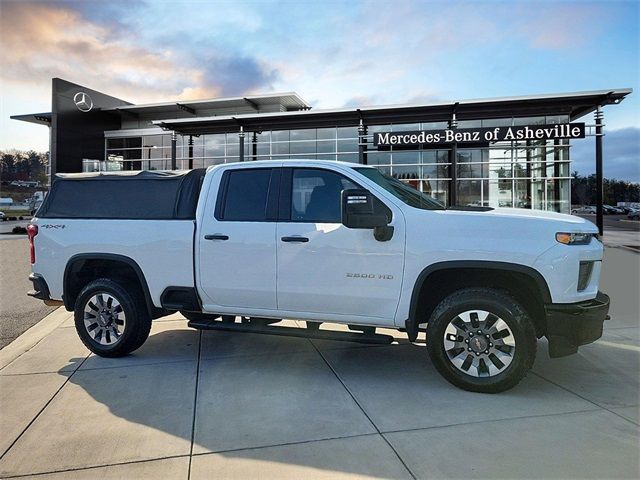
[{"left": 571, "top": 206, "right": 596, "bottom": 214}]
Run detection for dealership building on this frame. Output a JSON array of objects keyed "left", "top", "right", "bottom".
[{"left": 12, "top": 79, "right": 631, "bottom": 231}]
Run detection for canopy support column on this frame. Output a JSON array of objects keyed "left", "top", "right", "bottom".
[
  {"left": 448, "top": 109, "right": 458, "bottom": 207},
  {"left": 239, "top": 126, "right": 245, "bottom": 162},
  {"left": 170, "top": 131, "right": 177, "bottom": 170},
  {"left": 595, "top": 106, "right": 604, "bottom": 236},
  {"left": 358, "top": 120, "right": 368, "bottom": 165}
]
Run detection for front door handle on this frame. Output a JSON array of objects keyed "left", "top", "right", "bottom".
[
  {"left": 281, "top": 236, "right": 309, "bottom": 243},
  {"left": 204, "top": 234, "right": 229, "bottom": 241}
]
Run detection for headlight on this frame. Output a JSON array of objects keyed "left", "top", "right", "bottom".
[{"left": 556, "top": 232, "right": 597, "bottom": 245}]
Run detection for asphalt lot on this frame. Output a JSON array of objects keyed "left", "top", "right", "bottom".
[
  {"left": 577, "top": 213, "right": 640, "bottom": 232},
  {"left": 0, "top": 237, "right": 55, "bottom": 349},
  {"left": 0, "top": 246, "right": 638, "bottom": 479}
]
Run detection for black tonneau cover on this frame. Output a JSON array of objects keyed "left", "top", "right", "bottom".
[{"left": 37, "top": 169, "right": 206, "bottom": 220}]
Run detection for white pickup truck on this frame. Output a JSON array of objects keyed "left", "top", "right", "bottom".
[{"left": 27, "top": 160, "right": 609, "bottom": 393}]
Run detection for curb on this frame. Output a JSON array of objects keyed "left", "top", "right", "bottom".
[{"left": 0, "top": 307, "right": 70, "bottom": 370}]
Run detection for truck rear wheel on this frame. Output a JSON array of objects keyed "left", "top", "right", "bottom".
[
  {"left": 74, "top": 278, "right": 151, "bottom": 357},
  {"left": 426, "top": 288, "right": 536, "bottom": 393}
]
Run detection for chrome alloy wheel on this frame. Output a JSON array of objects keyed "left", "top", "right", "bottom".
[
  {"left": 83, "top": 293, "right": 126, "bottom": 346},
  {"left": 443, "top": 310, "right": 515, "bottom": 378}
]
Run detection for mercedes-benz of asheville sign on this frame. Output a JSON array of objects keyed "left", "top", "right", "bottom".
[{"left": 373, "top": 123, "right": 585, "bottom": 148}]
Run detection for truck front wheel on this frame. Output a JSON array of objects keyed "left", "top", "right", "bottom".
[
  {"left": 426, "top": 288, "right": 536, "bottom": 393},
  {"left": 74, "top": 278, "right": 151, "bottom": 357}
]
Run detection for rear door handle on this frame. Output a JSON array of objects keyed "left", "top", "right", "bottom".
[
  {"left": 281, "top": 236, "right": 309, "bottom": 243},
  {"left": 204, "top": 234, "right": 229, "bottom": 241}
]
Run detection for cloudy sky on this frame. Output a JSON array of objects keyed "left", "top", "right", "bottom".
[{"left": 1, "top": 0, "right": 638, "bottom": 180}]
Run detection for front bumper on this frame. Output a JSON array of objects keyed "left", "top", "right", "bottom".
[{"left": 545, "top": 291, "right": 610, "bottom": 358}]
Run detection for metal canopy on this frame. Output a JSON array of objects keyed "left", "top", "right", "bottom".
[
  {"left": 9, "top": 112, "right": 52, "bottom": 126},
  {"left": 103, "top": 92, "right": 309, "bottom": 117},
  {"left": 153, "top": 88, "right": 632, "bottom": 135}
]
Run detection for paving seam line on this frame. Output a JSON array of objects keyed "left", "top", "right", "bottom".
[
  {"left": 0, "top": 353, "right": 90, "bottom": 461},
  {"left": 189, "top": 432, "right": 382, "bottom": 457},
  {"left": 530, "top": 371, "right": 640, "bottom": 427},
  {"left": 1, "top": 432, "right": 389, "bottom": 479},
  {"left": 187, "top": 330, "right": 203, "bottom": 480},
  {"left": 306, "top": 336, "right": 418, "bottom": 480},
  {"left": 0, "top": 454, "right": 191, "bottom": 479},
  {"left": 378, "top": 406, "right": 605, "bottom": 436}
]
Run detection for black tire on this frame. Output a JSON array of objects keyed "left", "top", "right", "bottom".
[
  {"left": 74, "top": 278, "right": 151, "bottom": 357},
  {"left": 426, "top": 288, "right": 536, "bottom": 393}
]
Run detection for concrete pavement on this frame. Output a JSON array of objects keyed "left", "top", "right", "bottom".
[{"left": 0, "top": 248, "right": 638, "bottom": 479}]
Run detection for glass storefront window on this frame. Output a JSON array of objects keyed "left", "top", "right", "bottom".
[
  {"left": 337, "top": 126, "right": 358, "bottom": 139},
  {"left": 392, "top": 123, "right": 420, "bottom": 131},
  {"left": 317, "top": 127, "right": 336, "bottom": 140},
  {"left": 457, "top": 120, "right": 482, "bottom": 128},
  {"left": 205, "top": 134, "right": 226, "bottom": 157},
  {"left": 513, "top": 116, "right": 546, "bottom": 126},
  {"left": 272, "top": 130, "right": 289, "bottom": 142},
  {"left": 317, "top": 140, "right": 336, "bottom": 154},
  {"left": 337, "top": 153, "right": 358, "bottom": 163},
  {"left": 421, "top": 121, "right": 448, "bottom": 130},
  {"left": 457, "top": 180, "right": 482, "bottom": 206},
  {"left": 290, "top": 141, "right": 316, "bottom": 155},
  {"left": 367, "top": 152, "right": 391, "bottom": 165},
  {"left": 392, "top": 150, "right": 420, "bottom": 164},
  {"left": 290, "top": 129, "right": 316, "bottom": 141},
  {"left": 482, "top": 118, "right": 512, "bottom": 128},
  {"left": 103, "top": 115, "right": 573, "bottom": 213},
  {"left": 337, "top": 139, "right": 358, "bottom": 152},
  {"left": 392, "top": 164, "right": 420, "bottom": 180},
  {"left": 272, "top": 142, "right": 289, "bottom": 155}
]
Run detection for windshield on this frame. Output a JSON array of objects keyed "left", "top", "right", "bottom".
[{"left": 354, "top": 167, "right": 446, "bottom": 211}]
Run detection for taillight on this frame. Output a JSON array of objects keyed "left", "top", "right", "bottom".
[{"left": 27, "top": 224, "right": 38, "bottom": 264}]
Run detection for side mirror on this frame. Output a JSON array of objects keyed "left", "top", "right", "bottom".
[{"left": 341, "top": 189, "right": 394, "bottom": 241}]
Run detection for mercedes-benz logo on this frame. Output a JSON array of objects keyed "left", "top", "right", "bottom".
[{"left": 73, "top": 92, "right": 93, "bottom": 112}]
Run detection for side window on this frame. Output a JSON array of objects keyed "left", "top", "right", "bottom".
[
  {"left": 218, "top": 169, "right": 272, "bottom": 221},
  {"left": 291, "top": 169, "right": 358, "bottom": 223}
]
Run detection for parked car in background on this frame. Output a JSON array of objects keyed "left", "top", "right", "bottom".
[
  {"left": 571, "top": 206, "right": 596, "bottom": 214},
  {"left": 603, "top": 205, "right": 624, "bottom": 214},
  {"left": 627, "top": 209, "right": 640, "bottom": 221},
  {"left": 617, "top": 204, "right": 640, "bottom": 214},
  {"left": 0, "top": 211, "right": 5, "bottom": 220}
]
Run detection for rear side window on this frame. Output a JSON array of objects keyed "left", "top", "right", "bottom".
[
  {"left": 42, "top": 181, "right": 178, "bottom": 219},
  {"left": 218, "top": 169, "right": 273, "bottom": 221}
]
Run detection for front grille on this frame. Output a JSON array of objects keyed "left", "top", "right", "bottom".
[{"left": 578, "top": 261, "right": 594, "bottom": 291}]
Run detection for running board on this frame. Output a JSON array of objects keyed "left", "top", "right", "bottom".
[{"left": 187, "top": 320, "right": 394, "bottom": 344}]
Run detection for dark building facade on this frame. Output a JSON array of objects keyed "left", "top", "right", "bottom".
[{"left": 13, "top": 78, "right": 631, "bottom": 229}]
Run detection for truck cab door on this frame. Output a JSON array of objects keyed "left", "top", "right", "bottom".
[
  {"left": 197, "top": 167, "right": 279, "bottom": 311},
  {"left": 276, "top": 167, "right": 405, "bottom": 325}
]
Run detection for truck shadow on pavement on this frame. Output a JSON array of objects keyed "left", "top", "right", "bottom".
[{"left": 47, "top": 324, "right": 639, "bottom": 479}]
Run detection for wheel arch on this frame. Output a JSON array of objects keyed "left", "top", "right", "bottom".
[
  {"left": 408, "top": 261, "right": 552, "bottom": 339},
  {"left": 63, "top": 253, "right": 160, "bottom": 318}
]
